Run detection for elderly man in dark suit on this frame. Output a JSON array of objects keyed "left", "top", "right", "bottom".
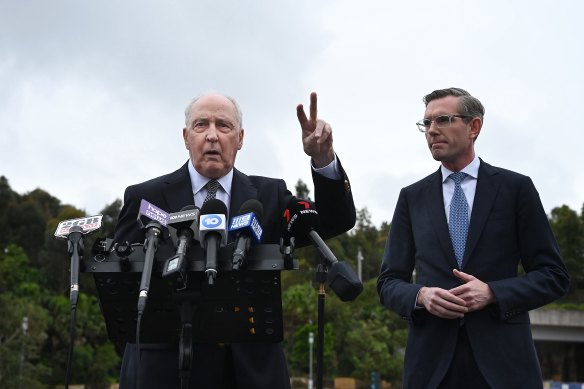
[
  {"left": 114, "top": 92, "right": 355, "bottom": 388},
  {"left": 377, "top": 87, "right": 569, "bottom": 389}
]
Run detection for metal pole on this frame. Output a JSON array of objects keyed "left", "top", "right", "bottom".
[
  {"left": 18, "top": 316, "right": 28, "bottom": 389},
  {"left": 357, "top": 247, "right": 364, "bottom": 281},
  {"left": 308, "top": 331, "right": 314, "bottom": 389}
]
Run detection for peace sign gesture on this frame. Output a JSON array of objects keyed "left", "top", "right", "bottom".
[{"left": 297, "top": 92, "right": 335, "bottom": 168}]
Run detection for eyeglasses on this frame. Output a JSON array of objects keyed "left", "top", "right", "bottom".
[{"left": 416, "top": 114, "right": 471, "bottom": 133}]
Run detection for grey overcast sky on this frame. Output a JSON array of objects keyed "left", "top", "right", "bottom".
[{"left": 1, "top": 0, "right": 583, "bottom": 227}]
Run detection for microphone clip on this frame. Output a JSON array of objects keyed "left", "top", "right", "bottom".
[{"left": 280, "top": 236, "right": 296, "bottom": 270}]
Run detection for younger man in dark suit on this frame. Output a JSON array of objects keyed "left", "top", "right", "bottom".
[
  {"left": 114, "top": 92, "right": 356, "bottom": 388},
  {"left": 377, "top": 87, "right": 569, "bottom": 389}
]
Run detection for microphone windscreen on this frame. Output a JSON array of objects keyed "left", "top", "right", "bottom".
[
  {"left": 238, "top": 199, "right": 264, "bottom": 222},
  {"left": 327, "top": 261, "right": 364, "bottom": 302},
  {"left": 283, "top": 199, "right": 320, "bottom": 237},
  {"left": 201, "top": 199, "right": 227, "bottom": 216}
]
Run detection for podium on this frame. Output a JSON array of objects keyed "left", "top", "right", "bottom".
[{"left": 83, "top": 239, "right": 297, "bottom": 345}]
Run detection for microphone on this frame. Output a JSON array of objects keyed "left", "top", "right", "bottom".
[
  {"left": 54, "top": 215, "right": 104, "bottom": 308},
  {"left": 162, "top": 205, "right": 200, "bottom": 288},
  {"left": 199, "top": 199, "right": 228, "bottom": 285},
  {"left": 228, "top": 199, "right": 264, "bottom": 270},
  {"left": 283, "top": 199, "right": 363, "bottom": 301},
  {"left": 136, "top": 199, "right": 169, "bottom": 314}
]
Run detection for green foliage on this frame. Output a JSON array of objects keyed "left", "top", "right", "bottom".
[
  {"left": 1, "top": 174, "right": 584, "bottom": 387},
  {"left": 550, "top": 205, "right": 584, "bottom": 299},
  {"left": 0, "top": 177, "right": 123, "bottom": 387},
  {"left": 336, "top": 280, "right": 406, "bottom": 381},
  {"left": 295, "top": 179, "right": 312, "bottom": 201},
  {"left": 289, "top": 322, "right": 335, "bottom": 375},
  {"left": 0, "top": 245, "right": 51, "bottom": 388},
  {"left": 546, "top": 302, "right": 584, "bottom": 310}
]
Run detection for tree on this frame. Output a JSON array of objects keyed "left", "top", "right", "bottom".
[
  {"left": 295, "top": 179, "right": 311, "bottom": 201},
  {"left": 0, "top": 245, "right": 51, "bottom": 388},
  {"left": 550, "top": 204, "right": 584, "bottom": 299}
]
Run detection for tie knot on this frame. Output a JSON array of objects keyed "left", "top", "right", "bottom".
[
  {"left": 449, "top": 172, "right": 468, "bottom": 185},
  {"left": 203, "top": 180, "right": 221, "bottom": 203},
  {"left": 206, "top": 180, "right": 220, "bottom": 192}
]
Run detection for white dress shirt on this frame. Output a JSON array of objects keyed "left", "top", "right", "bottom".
[
  {"left": 186, "top": 155, "right": 341, "bottom": 216},
  {"left": 441, "top": 155, "right": 480, "bottom": 222}
]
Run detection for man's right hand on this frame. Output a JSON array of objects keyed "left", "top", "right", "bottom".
[
  {"left": 417, "top": 286, "right": 468, "bottom": 319},
  {"left": 297, "top": 92, "right": 335, "bottom": 168}
]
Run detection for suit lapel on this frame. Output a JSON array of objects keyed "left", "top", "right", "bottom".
[
  {"left": 426, "top": 168, "right": 460, "bottom": 270},
  {"left": 230, "top": 169, "right": 258, "bottom": 217},
  {"left": 161, "top": 161, "right": 195, "bottom": 212},
  {"left": 463, "top": 160, "right": 500, "bottom": 267},
  {"left": 159, "top": 164, "right": 260, "bottom": 218}
]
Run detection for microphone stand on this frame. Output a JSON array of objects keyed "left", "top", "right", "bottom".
[
  {"left": 279, "top": 237, "right": 296, "bottom": 270},
  {"left": 65, "top": 226, "right": 84, "bottom": 389},
  {"left": 315, "top": 263, "right": 327, "bottom": 389},
  {"left": 176, "top": 291, "right": 201, "bottom": 389}
]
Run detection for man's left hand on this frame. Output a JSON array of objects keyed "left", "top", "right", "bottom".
[
  {"left": 449, "top": 269, "right": 496, "bottom": 312},
  {"left": 297, "top": 92, "right": 334, "bottom": 168}
]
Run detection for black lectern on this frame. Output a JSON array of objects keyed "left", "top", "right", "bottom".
[{"left": 84, "top": 239, "right": 297, "bottom": 345}]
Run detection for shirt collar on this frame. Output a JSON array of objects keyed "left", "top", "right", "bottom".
[
  {"left": 441, "top": 155, "right": 480, "bottom": 183},
  {"left": 187, "top": 160, "right": 233, "bottom": 196}
]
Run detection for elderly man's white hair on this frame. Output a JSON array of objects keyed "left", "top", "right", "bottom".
[{"left": 184, "top": 92, "right": 243, "bottom": 128}]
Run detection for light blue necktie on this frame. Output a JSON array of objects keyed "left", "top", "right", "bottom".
[{"left": 448, "top": 172, "right": 469, "bottom": 268}]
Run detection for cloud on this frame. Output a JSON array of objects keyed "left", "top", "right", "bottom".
[{"left": 1, "top": 0, "right": 583, "bottom": 227}]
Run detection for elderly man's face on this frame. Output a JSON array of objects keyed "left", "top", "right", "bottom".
[{"left": 183, "top": 95, "right": 244, "bottom": 179}]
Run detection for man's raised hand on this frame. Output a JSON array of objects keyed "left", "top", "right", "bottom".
[{"left": 297, "top": 92, "right": 334, "bottom": 167}]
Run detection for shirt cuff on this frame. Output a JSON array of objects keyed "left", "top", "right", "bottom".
[{"left": 311, "top": 154, "right": 341, "bottom": 180}]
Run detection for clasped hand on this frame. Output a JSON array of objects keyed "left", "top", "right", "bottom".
[{"left": 417, "top": 269, "right": 496, "bottom": 319}]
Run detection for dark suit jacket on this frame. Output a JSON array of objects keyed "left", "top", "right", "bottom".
[
  {"left": 114, "top": 160, "right": 356, "bottom": 389},
  {"left": 377, "top": 160, "right": 569, "bottom": 389}
]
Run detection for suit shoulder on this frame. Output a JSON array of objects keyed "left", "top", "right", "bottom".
[
  {"left": 125, "top": 164, "right": 187, "bottom": 192},
  {"left": 247, "top": 174, "right": 285, "bottom": 187},
  {"left": 480, "top": 161, "right": 532, "bottom": 183},
  {"left": 402, "top": 171, "right": 438, "bottom": 193}
]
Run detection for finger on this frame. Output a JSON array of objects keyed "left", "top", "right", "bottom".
[
  {"left": 303, "top": 131, "right": 317, "bottom": 147},
  {"left": 297, "top": 104, "right": 308, "bottom": 125},
  {"left": 317, "top": 122, "right": 332, "bottom": 144},
  {"left": 440, "top": 306, "right": 466, "bottom": 318},
  {"left": 453, "top": 269, "right": 476, "bottom": 283},
  {"left": 449, "top": 284, "right": 468, "bottom": 295},
  {"left": 441, "top": 293, "right": 467, "bottom": 309},
  {"left": 428, "top": 289, "right": 467, "bottom": 310},
  {"left": 439, "top": 300, "right": 468, "bottom": 313},
  {"left": 431, "top": 303, "right": 466, "bottom": 319},
  {"left": 313, "top": 119, "right": 325, "bottom": 139},
  {"left": 309, "top": 92, "right": 317, "bottom": 122}
]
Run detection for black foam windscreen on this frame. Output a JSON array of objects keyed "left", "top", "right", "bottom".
[
  {"left": 200, "top": 198, "right": 227, "bottom": 216},
  {"left": 283, "top": 199, "right": 320, "bottom": 237},
  {"left": 327, "top": 261, "right": 364, "bottom": 302},
  {"left": 238, "top": 199, "right": 264, "bottom": 222}
]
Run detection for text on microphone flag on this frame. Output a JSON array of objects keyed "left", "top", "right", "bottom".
[
  {"left": 169, "top": 209, "right": 198, "bottom": 222},
  {"left": 229, "top": 213, "right": 263, "bottom": 242},
  {"left": 139, "top": 199, "right": 169, "bottom": 226},
  {"left": 229, "top": 213, "right": 253, "bottom": 229},
  {"left": 200, "top": 214, "right": 226, "bottom": 229},
  {"left": 54, "top": 215, "right": 103, "bottom": 238}
]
